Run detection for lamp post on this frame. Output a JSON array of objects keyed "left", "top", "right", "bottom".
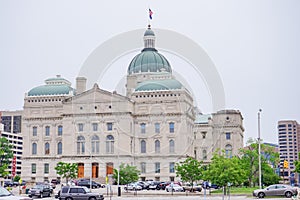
[
  {"left": 114, "top": 127, "right": 121, "bottom": 196},
  {"left": 258, "top": 109, "right": 262, "bottom": 189}
]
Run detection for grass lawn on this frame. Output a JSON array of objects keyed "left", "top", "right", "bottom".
[{"left": 210, "top": 186, "right": 259, "bottom": 195}]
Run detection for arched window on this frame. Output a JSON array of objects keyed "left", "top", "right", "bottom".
[
  {"left": 155, "top": 140, "right": 160, "bottom": 153},
  {"left": 225, "top": 144, "right": 232, "bottom": 158},
  {"left": 57, "top": 142, "right": 62, "bottom": 155},
  {"left": 169, "top": 139, "right": 175, "bottom": 153},
  {"left": 202, "top": 149, "right": 207, "bottom": 160},
  {"left": 141, "top": 140, "right": 146, "bottom": 153},
  {"left": 91, "top": 135, "right": 100, "bottom": 154},
  {"left": 77, "top": 136, "right": 85, "bottom": 154},
  {"left": 106, "top": 135, "right": 114, "bottom": 154},
  {"left": 45, "top": 142, "right": 50, "bottom": 155},
  {"left": 32, "top": 143, "right": 37, "bottom": 155}
]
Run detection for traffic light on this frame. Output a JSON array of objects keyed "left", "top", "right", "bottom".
[{"left": 284, "top": 160, "right": 289, "bottom": 169}]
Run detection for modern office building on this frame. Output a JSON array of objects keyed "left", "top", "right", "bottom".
[
  {"left": 0, "top": 110, "right": 23, "bottom": 178},
  {"left": 278, "top": 120, "right": 300, "bottom": 178},
  {"left": 21, "top": 26, "right": 244, "bottom": 183}
]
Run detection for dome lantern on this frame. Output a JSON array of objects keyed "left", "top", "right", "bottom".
[{"left": 143, "top": 25, "right": 155, "bottom": 49}]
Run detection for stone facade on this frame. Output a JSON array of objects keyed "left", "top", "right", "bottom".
[{"left": 20, "top": 27, "right": 244, "bottom": 183}]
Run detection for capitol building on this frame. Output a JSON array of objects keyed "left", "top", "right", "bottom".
[{"left": 21, "top": 26, "right": 244, "bottom": 183}]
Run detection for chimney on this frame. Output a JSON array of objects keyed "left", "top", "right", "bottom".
[{"left": 76, "top": 77, "right": 87, "bottom": 94}]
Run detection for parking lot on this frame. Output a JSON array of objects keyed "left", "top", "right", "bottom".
[{"left": 9, "top": 184, "right": 296, "bottom": 200}]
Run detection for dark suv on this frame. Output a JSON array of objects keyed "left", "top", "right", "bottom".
[
  {"left": 59, "top": 186, "right": 104, "bottom": 200},
  {"left": 28, "top": 184, "right": 52, "bottom": 198}
]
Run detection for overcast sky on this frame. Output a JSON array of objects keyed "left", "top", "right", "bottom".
[{"left": 1, "top": 0, "right": 299, "bottom": 145}]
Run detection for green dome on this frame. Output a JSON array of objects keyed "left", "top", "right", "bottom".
[
  {"left": 144, "top": 28, "right": 155, "bottom": 36},
  {"left": 128, "top": 49, "right": 172, "bottom": 75},
  {"left": 28, "top": 85, "right": 75, "bottom": 96},
  {"left": 135, "top": 79, "right": 182, "bottom": 91},
  {"left": 28, "top": 75, "right": 75, "bottom": 96}
]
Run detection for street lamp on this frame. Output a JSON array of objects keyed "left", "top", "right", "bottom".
[
  {"left": 258, "top": 109, "right": 262, "bottom": 189},
  {"left": 114, "top": 127, "right": 121, "bottom": 196}
]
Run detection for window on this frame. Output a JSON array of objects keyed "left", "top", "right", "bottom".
[
  {"left": 78, "top": 123, "right": 84, "bottom": 132},
  {"left": 169, "top": 162, "right": 175, "bottom": 173},
  {"left": 45, "top": 142, "right": 50, "bottom": 155},
  {"left": 92, "top": 123, "right": 98, "bottom": 132},
  {"left": 141, "top": 162, "right": 146, "bottom": 173},
  {"left": 77, "top": 136, "right": 85, "bottom": 154},
  {"left": 32, "top": 143, "right": 37, "bottom": 155},
  {"left": 92, "top": 135, "right": 100, "bottom": 154},
  {"left": 155, "top": 123, "right": 160, "bottom": 133},
  {"left": 226, "top": 132, "right": 231, "bottom": 140},
  {"left": 203, "top": 149, "right": 207, "bottom": 160},
  {"left": 58, "top": 125, "right": 63, "bottom": 136},
  {"left": 32, "top": 163, "right": 36, "bottom": 174},
  {"left": 45, "top": 126, "right": 50, "bottom": 136},
  {"left": 141, "top": 140, "right": 146, "bottom": 153},
  {"left": 106, "top": 135, "right": 114, "bottom": 154},
  {"left": 155, "top": 140, "right": 160, "bottom": 153},
  {"left": 33, "top": 126, "right": 37, "bottom": 136},
  {"left": 57, "top": 142, "right": 62, "bottom": 155},
  {"left": 201, "top": 132, "right": 206, "bottom": 139},
  {"left": 44, "top": 163, "right": 49, "bottom": 174},
  {"left": 140, "top": 123, "right": 146, "bottom": 134},
  {"left": 169, "top": 140, "right": 175, "bottom": 153},
  {"left": 225, "top": 144, "right": 232, "bottom": 158},
  {"left": 107, "top": 123, "right": 113, "bottom": 131},
  {"left": 169, "top": 122, "right": 174, "bottom": 133},
  {"left": 155, "top": 162, "right": 160, "bottom": 173}
]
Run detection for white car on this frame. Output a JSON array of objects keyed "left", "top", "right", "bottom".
[
  {"left": 124, "top": 183, "right": 142, "bottom": 191},
  {"left": 0, "top": 186, "right": 32, "bottom": 200},
  {"left": 166, "top": 183, "right": 184, "bottom": 192}
]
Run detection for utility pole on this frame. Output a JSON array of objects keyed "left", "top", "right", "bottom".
[{"left": 258, "top": 109, "right": 262, "bottom": 189}]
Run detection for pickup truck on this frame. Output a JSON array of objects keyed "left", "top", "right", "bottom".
[{"left": 182, "top": 183, "right": 202, "bottom": 192}]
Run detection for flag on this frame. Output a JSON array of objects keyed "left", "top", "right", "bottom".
[{"left": 149, "top": 8, "right": 153, "bottom": 20}]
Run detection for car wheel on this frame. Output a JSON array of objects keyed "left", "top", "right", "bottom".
[
  {"left": 258, "top": 192, "right": 265, "bottom": 198},
  {"left": 66, "top": 197, "right": 73, "bottom": 200},
  {"left": 285, "top": 191, "right": 292, "bottom": 198},
  {"left": 89, "top": 197, "right": 96, "bottom": 200}
]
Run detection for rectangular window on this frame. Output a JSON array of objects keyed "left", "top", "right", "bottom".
[
  {"left": 32, "top": 163, "right": 36, "bottom": 174},
  {"left": 169, "top": 162, "right": 175, "bottom": 173},
  {"left": 155, "top": 123, "right": 160, "bottom": 133},
  {"left": 13, "top": 116, "right": 22, "bottom": 133},
  {"left": 45, "top": 126, "right": 50, "bottom": 136},
  {"left": 141, "top": 162, "right": 146, "bottom": 173},
  {"left": 78, "top": 123, "right": 84, "bottom": 132},
  {"left": 141, "top": 123, "right": 146, "bottom": 134},
  {"left": 1, "top": 116, "right": 12, "bottom": 132},
  {"left": 92, "top": 123, "right": 98, "bottom": 131},
  {"left": 44, "top": 163, "right": 49, "bottom": 174},
  {"left": 58, "top": 125, "right": 63, "bottom": 136},
  {"left": 155, "top": 162, "right": 160, "bottom": 173},
  {"left": 107, "top": 123, "right": 113, "bottom": 131},
  {"left": 33, "top": 126, "right": 37, "bottom": 136},
  {"left": 226, "top": 132, "right": 231, "bottom": 140},
  {"left": 169, "top": 122, "right": 174, "bottom": 133}
]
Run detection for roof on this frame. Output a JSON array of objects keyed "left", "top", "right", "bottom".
[
  {"left": 135, "top": 79, "right": 182, "bottom": 91},
  {"left": 195, "top": 114, "right": 212, "bottom": 124}
]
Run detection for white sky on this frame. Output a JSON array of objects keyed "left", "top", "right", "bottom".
[{"left": 0, "top": 0, "right": 299, "bottom": 145}]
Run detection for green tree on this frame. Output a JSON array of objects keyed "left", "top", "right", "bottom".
[
  {"left": 175, "top": 157, "right": 203, "bottom": 190},
  {"left": 240, "top": 138, "right": 280, "bottom": 186},
  {"left": 0, "top": 137, "right": 13, "bottom": 177},
  {"left": 13, "top": 175, "right": 21, "bottom": 182},
  {"left": 112, "top": 163, "right": 140, "bottom": 185},
  {"left": 54, "top": 162, "right": 78, "bottom": 184},
  {"left": 203, "top": 151, "right": 246, "bottom": 197}
]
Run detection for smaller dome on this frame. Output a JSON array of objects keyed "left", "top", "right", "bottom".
[
  {"left": 135, "top": 79, "right": 182, "bottom": 91},
  {"left": 144, "top": 28, "right": 155, "bottom": 36},
  {"left": 28, "top": 75, "right": 75, "bottom": 96}
]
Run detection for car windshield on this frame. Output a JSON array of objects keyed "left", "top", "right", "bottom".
[
  {"left": 83, "top": 187, "right": 91, "bottom": 193},
  {"left": 0, "top": 187, "right": 13, "bottom": 197}
]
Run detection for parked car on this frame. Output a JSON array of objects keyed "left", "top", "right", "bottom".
[
  {"left": 253, "top": 184, "right": 298, "bottom": 198},
  {"left": 136, "top": 181, "right": 149, "bottom": 190},
  {"left": 166, "top": 183, "right": 184, "bottom": 192},
  {"left": 157, "top": 182, "right": 168, "bottom": 190},
  {"left": 59, "top": 185, "right": 104, "bottom": 200},
  {"left": 0, "top": 186, "right": 32, "bottom": 200},
  {"left": 77, "top": 180, "right": 103, "bottom": 188},
  {"left": 182, "top": 183, "right": 202, "bottom": 192},
  {"left": 4, "top": 181, "right": 13, "bottom": 187},
  {"left": 148, "top": 181, "right": 160, "bottom": 190},
  {"left": 124, "top": 183, "right": 142, "bottom": 191},
  {"left": 51, "top": 179, "right": 60, "bottom": 185},
  {"left": 28, "top": 184, "right": 52, "bottom": 198}
]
